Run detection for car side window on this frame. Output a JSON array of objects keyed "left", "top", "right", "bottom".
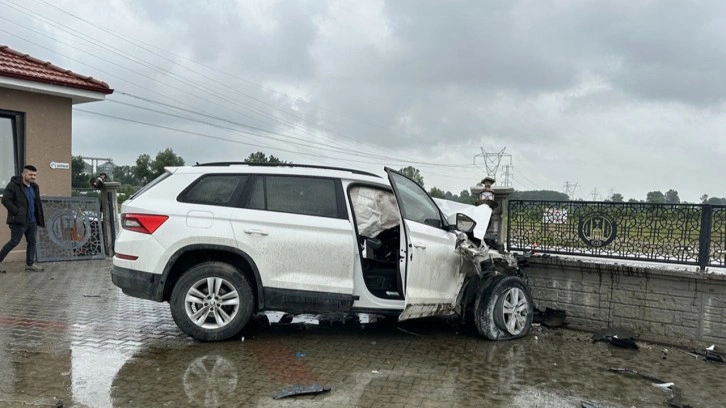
[
  {"left": 179, "top": 175, "right": 247, "bottom": 206},
  {"left": 246, "top": 175, "right": 339, "bottom": 218}
]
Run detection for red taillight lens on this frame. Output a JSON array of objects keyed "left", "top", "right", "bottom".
[
  {"left": 114, "top": 253, "right": 139, "bottom": 260},
  {"left": 121, "top": 213, "right": 169, "bottom": 234}
]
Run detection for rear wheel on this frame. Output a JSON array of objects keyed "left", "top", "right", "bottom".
[
  {"left": 170, "top": 262, "right": 254, "bottom": 341},
  {"left": 474, "top": 275, "right": 533, "bottom": 340}
]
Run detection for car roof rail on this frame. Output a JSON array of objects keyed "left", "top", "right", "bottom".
[{"left": 193, "top": 161, "right": 382, "bottom": 178}]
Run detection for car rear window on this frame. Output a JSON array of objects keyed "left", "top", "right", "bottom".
[
  {"left": 127, "top": 171, "right": 172, "bottom": 201},
  {"left": 179, "top": 174, "right": 248, "bottom": 206}
]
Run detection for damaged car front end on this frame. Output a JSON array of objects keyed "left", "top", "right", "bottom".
[{"left": 436, "top": 199, "right": 534, "bottom": 340}]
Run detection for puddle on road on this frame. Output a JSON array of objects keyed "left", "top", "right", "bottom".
[{"left": 1, "top": 317, "right": 724, "bottom": 407}]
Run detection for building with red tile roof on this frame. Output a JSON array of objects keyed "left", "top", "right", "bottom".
[
  {"left": 1, "top": 45, "right": 114, "bottom": 263},
  {"left": 0, "top": 45, "right": 113, "bottom": 103}
]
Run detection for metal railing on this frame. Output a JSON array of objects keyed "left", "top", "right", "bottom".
[{"left": 507, "top": 200, "right": 726, "bottom": 269}]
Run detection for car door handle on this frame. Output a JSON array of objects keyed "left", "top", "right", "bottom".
[
  {"left": 243, "top": 229, "right": 269, "bottom": 236},
  {"left": 413, "top": 241, "right": 427, "bottom": 249}
]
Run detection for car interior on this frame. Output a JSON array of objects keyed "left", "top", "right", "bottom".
[{"left": 349, "top": 186, "right": 404, "bottom": 299}]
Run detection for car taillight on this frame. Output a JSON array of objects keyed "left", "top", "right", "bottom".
[
  {"left": 122, "top": 213, "right": 169, "bottom": 234},
  {"left": 114, "top": 253, "right": 139, "bottom": 260}
]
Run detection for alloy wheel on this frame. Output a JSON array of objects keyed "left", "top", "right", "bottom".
[
  {"left": 499, "top": 287, "right": 529, "bottom": 335},
  {"left": 184, "top": 277, "right": 240, "bottom": 329}
]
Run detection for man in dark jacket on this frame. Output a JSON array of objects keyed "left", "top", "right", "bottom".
[{"left": 0, "top": 165, "right": 46, "bottom": 272}]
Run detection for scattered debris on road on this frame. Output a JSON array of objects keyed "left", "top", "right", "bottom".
[
  {"left": 272, "top": 384, "right": 331, "bottom": 400},
  {"left": 689, "top": 345, "right": 724, "bottom": 363},
  {"left": 592, "top": 327, "right": 639, "bottom": 349},
  {"left": 607, "top": 368, "right": 693, "bottom": 408},
  {"left": 608, "top": 367, "right": 665, "bottom": 383},
  {"left": 533, "top": 307, "right": 567, "bottom": 328},
  {"left": 673, "top": 349, "right": 700, "bottom": 359}
]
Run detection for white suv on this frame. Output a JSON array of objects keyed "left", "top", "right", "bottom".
[{"left": 111, "top": 163, "right": 533, "bottom": 341}]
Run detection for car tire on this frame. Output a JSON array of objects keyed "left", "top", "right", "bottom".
[
  {"left": 474, "top": 275, "right": 533, "bottom": 341},
  {"left": 170, "top": 262, "right": 255, "bottom": 341}
]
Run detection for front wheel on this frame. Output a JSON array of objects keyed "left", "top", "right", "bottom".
[
  {"left": 170, "top": 262, "right": 254, "bottom": 341},
  {"left": 474, "top": 275, "right": 533, "bottom": 340}
]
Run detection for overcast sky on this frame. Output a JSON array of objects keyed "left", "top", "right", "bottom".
[{"left": 2, "top": 0, "right": 725, "bottom": 202}]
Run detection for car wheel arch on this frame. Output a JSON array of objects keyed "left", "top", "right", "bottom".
[{"left": 159, "top": 244, "right": 264, "bottom": 310}]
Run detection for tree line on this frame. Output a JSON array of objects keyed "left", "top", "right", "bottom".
[
  {"left": 71, "top": 151, "right": 726, "bottom": 206},
  {"left": 71, "top": 149, "right": 282, "bottom": 202}
]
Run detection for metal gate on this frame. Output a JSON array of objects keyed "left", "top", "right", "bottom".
[{"left": 37, "top": 196, "right": 106, "bottom": 262}]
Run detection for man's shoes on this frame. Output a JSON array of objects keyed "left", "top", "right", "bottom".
[
  {"left": 0, "top": 264, "right": 6, "bottom": 273},
  {"left": 25, "top": 264, "right": 44, "bottom": 272}
]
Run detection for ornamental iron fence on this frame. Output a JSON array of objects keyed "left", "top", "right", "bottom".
[
  {"left": 37, "top": 196, "right": 106, "bottom": 262},
  {"left": 507, "top": 200, "right": 726, "bottom": 270}
]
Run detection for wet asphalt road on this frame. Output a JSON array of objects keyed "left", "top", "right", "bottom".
[{"left": 0, "top": 259, "right": 724, "bottom": 407}]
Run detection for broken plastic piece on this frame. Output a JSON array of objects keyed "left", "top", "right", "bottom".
[
  {"left": 592, "top": 327, "right": 639, "bottom": 349},
  {"left": 272, "top": 384, "right": 331, "bottom": 400},
  {"left": 653, "top": 382, "right": 675, "bottom": 390},
  {"left": 609, "top": 368, "right": 693, "bottom": 408},
  {"left": 673, "top": 349, "right": 699, "bottom": 358},
  {"left": 608, "top": 368, "right": 665, "bottom": 384},
  {"left": 688, "top": 349, "right": 724, "bottom": 363},
  {"left": 396, "top": 327, "right": 422, "bottom": 337},
  {"left": 705, "top": 350, "right": 724, "bottom": 363}
]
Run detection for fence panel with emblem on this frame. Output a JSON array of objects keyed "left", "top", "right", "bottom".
[
  {"left": 507, "top": 200, "right": 726, "bottom": 269},
  {"left": 37, "top": 196, "right": 106, "bottom": 262}
]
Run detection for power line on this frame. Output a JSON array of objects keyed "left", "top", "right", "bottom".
[
  {"left": 110, "top": 93, "right": 480, "bottom": 168},
  {"left": 0, "top": 21, "right": 475, "bottom": 170},
  {"left": 105, "top": 98, "right": 427, "bottom": 163},
  {"left": 0, "top": 3, "right": 365, "bottom": 154},
  {"left": 8, "top": 0, "right": 427, "bottom": 152},
  {"left": 515, "top": 170, "right": 542, "bottom": 190},
  {"left": 1, "top": 1, "right": 497, "bottom": 188},
  {"left": 1, "top": 5, "right": 482, "bottom": 171},
  {"left": 26, "top": 0, "right": 406, "bottom": 137},
  {"left": 72, "top": 108, "right": 482, "bottom": 184}
]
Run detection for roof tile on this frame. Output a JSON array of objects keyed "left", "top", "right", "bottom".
[{"left": 0, "top": 45, "right": 113, "bottom": 94}]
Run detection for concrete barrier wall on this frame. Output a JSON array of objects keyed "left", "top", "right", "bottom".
[{"left": 525, "top": 257, "right": 726, "bottom": 349}]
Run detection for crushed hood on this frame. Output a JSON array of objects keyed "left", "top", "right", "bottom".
[{"left": 433, "top": 198, "right": 492, "bottom": 240}]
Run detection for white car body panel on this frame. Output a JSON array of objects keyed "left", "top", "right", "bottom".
[
  {"left": 397, "top": 220, "right": 464, "bottom": 320},
  {"left": 231, "top": 209, "right": 357, "bottom": 295}
]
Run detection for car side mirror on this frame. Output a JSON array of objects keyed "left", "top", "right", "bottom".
[{"left": 456, "top": 213, "right": 476, "bottom": 233}]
